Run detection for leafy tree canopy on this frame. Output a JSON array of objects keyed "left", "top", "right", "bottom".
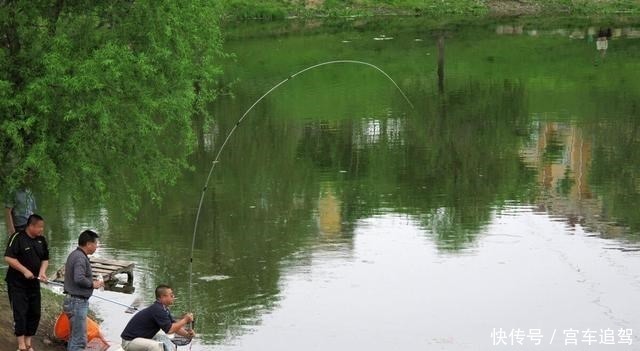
[{"left": 1, "top": 0, "right": 224, "bottom": 213}]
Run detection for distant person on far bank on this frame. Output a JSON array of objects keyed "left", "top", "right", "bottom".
[
  {"left": 63, "top": 230, "right": 104, "bottom": 351},
  {"left": 596, "top": 27, "right": 612, "bottom": 61},
  {"left": 120, "top": 284, "right": 195, "bottom": 351},
  {"left": 4, "top": 214, "right": 49, "bottom": 351}
]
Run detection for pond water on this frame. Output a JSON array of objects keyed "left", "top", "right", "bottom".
[{"left": 5, "top": 17, "right": 640, "bottom": 350}]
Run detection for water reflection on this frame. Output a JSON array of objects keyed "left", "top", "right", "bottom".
[
  {"left": 193, "top": 19, "right": 640, "bottom": 348},
  {"left": 317, "top": 183, "right": 343, "bottom": 237},
  {"left": 521, "top": 120, "right": 640, "bottom": 241},
  {"left": 2, "top": 17, "right": 640, "bottom": 351},
  {"left": 203, "top": 213, "right": 640, "bottom": 351},
  {"left": 495, "top": 24, "right": 640, "bottom": 39}
]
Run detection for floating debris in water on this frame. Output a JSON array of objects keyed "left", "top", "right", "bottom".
[
  {"left": 199, "top": 275, "right": 231, "bottom": 282},
  {"left": 430, "top": 336, "right": 455, "bottom": 344},
  {"left": 373, "top": 34, "right": 394, "bottom": 41}
]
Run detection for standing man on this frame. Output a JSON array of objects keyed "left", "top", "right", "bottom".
[
  {"left": 4, "top": 185, "right": 37, "bottom": 236},
  {"left": 63, "top": 230, "right": 104, "bottom": 351},
  {"left": 121, "top": 284, "right": 195, "bottom": 351},
  {"left": 4, "top": 214, "right": 49, "bottom": 351}
]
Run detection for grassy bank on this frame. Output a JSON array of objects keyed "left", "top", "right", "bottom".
[{"left": 220, "top": 0, "right": 640, "bottom": 20}]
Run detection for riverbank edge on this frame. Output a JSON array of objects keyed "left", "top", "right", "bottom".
[
  {"left": 220, "top": 0, "right": 640, "bottom": 21},
  {"left": 0, "top": 281, "right": 95, "bottom": 351}
]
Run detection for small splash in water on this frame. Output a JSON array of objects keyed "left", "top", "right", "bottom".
[{"left": 199, "top": 275, "right": 231, "bottom": 282}]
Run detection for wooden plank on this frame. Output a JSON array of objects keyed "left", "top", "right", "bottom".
[
  {"left": 90, "top": 257, "right": 134, "bottom": 267},
  {"left": 91, "top": 263, "right": 132, "bottom": 271},
  {"left": 91, "top": 268, "right": 114, "bottom": 274},
  {"left": 91, "top": 263, "right": 131, "bottom": 270},
  {"left": 51, "top": 257, "right": 135, "bottom": 290}
]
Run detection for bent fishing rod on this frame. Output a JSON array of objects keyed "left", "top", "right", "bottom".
[
  {"left": 187, "top": 60, "right": 414, "bottom": 311},
  {"left": 43, "top": 280, "right": 139, "bottom": 312}
]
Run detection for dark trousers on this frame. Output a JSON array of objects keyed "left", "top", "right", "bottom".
[{"left": 7, "top": 284, "right": 41, "bottom": 336}]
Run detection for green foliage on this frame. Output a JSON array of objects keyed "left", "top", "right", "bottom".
[{"left": 1, "top": 0, "right": 224, "bottom": 214}]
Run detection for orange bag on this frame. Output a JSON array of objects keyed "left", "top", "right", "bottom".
[{"left": 54, "top": 312, "right": 109, "bottom": 346}]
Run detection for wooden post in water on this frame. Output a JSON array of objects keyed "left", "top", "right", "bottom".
[{"left": 437, "top": 35, "right": 445, "bottom": 94}]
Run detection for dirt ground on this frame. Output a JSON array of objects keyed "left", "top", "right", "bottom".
[
  {"left": 301, "top": 0, "right": 545, "bottom": 15},
  {"left": 486, "top": 0, "right": 542, "bottom": 16}
]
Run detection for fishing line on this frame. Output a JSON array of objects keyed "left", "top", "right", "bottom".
[
  {"left": 187, "top": 60, "right": 414, "bottom": 311},
  {"left": 43, "top": 280, "right": 139, "bottom": 312}
]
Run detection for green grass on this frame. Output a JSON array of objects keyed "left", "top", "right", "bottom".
[
  {"left": 532, "top": 0, "right": 640, "bottom": 15},
  {"left": 219, "top": 0, "right": 640, "bottom": 20}
]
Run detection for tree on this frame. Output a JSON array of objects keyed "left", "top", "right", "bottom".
[{"left": 1, "top": 0, "right": 224, "bottom": 213}]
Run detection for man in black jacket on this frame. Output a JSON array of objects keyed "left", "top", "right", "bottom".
[{"left": 4, "top": 214, "right": 49, "bottom": 351}]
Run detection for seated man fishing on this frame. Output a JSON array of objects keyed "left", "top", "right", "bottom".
[{"left": 120, "top": 284, "right": 195, "bottom": 351}]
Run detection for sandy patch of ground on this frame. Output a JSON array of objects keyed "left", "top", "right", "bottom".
[{"left": 486, "top": 0, "right": 542, "bottom": 16}]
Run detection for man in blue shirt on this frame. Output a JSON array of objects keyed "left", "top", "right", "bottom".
[{"left": 121, "top": 284, "right": 195, "bottom": 351}]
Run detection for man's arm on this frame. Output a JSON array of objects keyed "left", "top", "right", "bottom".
[
  {"left": 38, "top": 260, "right": 49, "bottom": 282},
  {"left": 168, "top": 313, "right": 194, "bottom": 335},
  {"left": 175, "top": 327, "right": 196, "bottom": 338},
  {"left": 4, "top": 256, "right": 35, "bottom": 279}
]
